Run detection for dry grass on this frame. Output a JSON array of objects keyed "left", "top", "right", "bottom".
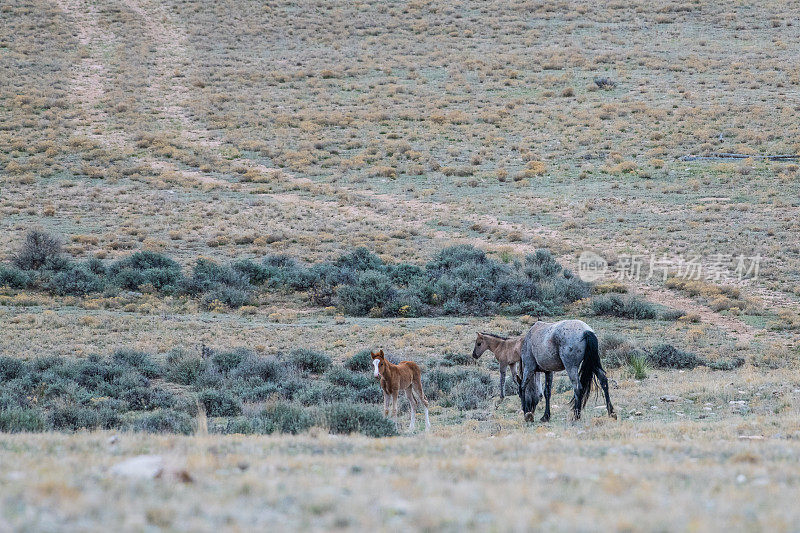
[{"left": 3, "top": 404, "right": 800, "bottom": 530}]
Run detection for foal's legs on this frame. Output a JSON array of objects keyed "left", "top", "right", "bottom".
[
  {"left": 405, "top": 387, "right": 417, "bottom": 431},
  {"left": 541, "top": 371, "right": 553, "bottom": 423},
  {"left": 498, "top": 363, "right": 508, "bottom": 399},
  {"left": 595, "top": 367, "right": 617, "bottom": 419},
  {"left": 383, "top": 391, "right": 390, "bottom": 417},
  {"left": 392, "top": 390, "right": 400, "bottom": 426},
  {"left": 411, "top": 379, "right": 430, "bottom": 431}
]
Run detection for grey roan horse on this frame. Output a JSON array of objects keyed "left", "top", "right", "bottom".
[{"left": 518, "top": 319, "right": 616, "bottom": 422}]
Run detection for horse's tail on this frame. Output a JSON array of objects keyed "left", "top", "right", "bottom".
[{"left": 579, "top": 330, "right": 601, "bottom": 408}]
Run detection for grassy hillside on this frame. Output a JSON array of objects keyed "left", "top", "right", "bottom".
[{"left": 1, "top": 0, "right": 800, "bottom": 529}]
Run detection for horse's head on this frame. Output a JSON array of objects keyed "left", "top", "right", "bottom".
[
  {"left": 370, "top": 349, "right": 385, "bottom": 378},
  {"left": 472, "top": 333, "right": 489, "bottom": 359}
]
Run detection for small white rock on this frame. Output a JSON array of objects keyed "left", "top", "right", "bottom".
[{"left": 110, "top": 455, "right": 163, "bottom": 479}]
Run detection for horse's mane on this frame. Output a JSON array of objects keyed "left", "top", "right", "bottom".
[{"left": 480, "top": 332, "right": 509, "bottom": 340}]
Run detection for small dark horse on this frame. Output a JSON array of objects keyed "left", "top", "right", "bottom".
[{"left": 518, "top": 319, "right": 616, "bottom": 423}]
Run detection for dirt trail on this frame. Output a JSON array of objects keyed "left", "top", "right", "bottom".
[
  {"left": 122, "top": 0, "right": 219, "bottom": 149},
  {"left": 638, "top": 286, "right": 757, "bottom": 344},
  {"left": 54, "top": 0, "right": 126, "bottom": 147},
  {"left": 55, "top": 0, "right": 224, "bottom": 187}
]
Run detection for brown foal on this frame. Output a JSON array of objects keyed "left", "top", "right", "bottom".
[{"left": 371, "top": 350, "right": 431, "bottom": 432}]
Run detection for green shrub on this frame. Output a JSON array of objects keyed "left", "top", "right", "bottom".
[
  {"left": 660, "top": 308, "right": 685, "bottom": 321},
  {"left": 524, "top": 249, "right": 562, "bottom": 281},
  {"left": 262, "top": 255, "right": 318, "bottom": 290},
  {"left": 648, "top": 344, "right": 702, "bottom": 369},
  {"left": 439, "top": 352, "right": 472, "bottom": 367},
  {"left": 706, "top": 357, "right": 745, "bottom": 371},
  {"left": 0, "top": 265, "right": 32, "bottom": 288},
  {"left": 235, "top": 382, "right": 281, "bottom": 402},
  {"left": 0, "top": 407, "right": 46, "bottom": 432},
  {"left": 604, "top": 344, "right": 646, "bottom": 369},
  {"left": 48, "top": 265, "right": 104, "bottom": 295},
  {"left": 325, "top": 366, "right": 373, "bottom": 390},
  {"left": 199, "top": 389, "right": 242, "bottom": 416},
  {"left": 13, "top": 230, "right": 63, "bottom": 271},
  {"left": 255, "top": 402, "right": 314, "bottom": 434},
  {"left": 47, "top": 405, "right": 119, "bottom": 431},
  {"left": 212, "top": 348, "right": 249, "bottom": 375},
  {"left": 218, "top": 417, "right": 257, "bottom": 434},
  {"left": 335, "top": 247, "right": 385, "bottom": 272},
  {"left": 232, "top": 259, "right": 271, "bottom": 285},
  {"left": 449, "top": 372, "right": 493, "bottom": 410},
  {"left": 296, "top": 382, "right": 355, "bottom": 405},
  {"left": 230, "top": 354, "right": 284, "bottom": 382},
  {"left": 600, "top": 333, "right": 626, "bottom": 352},
  {"left": 336, "top": 270, "right": 397, "bottom": 316},
  {"left": 325, "top": 402, "right": 397, "bottom": 437},
  {"left": 0, "top": 356, "right": 27, "bottom": 381},
  {"left": 132, "top": 409, "right": 194, "bottom": 434},
  {"left": 288, "top": 348, "right": 332, "bottom": 374},
  {"left": 202, "top": 286, "right": 251, "bottom": 309},
  {"left": 345, "top": 350, "right": 374, "bottom": 372},
  {"left": 185, "top": 258, "right": 250, "bottom": 293},
  {"left": 600, "top": 334, "right": 643, "bottom": 369},
  {"left": 109, "top": 251, "right": 181, "bottom": 275},
  {"left": 19, "top": 244, "right": 586, "bottom": 318},
  {"left": 109, "top": 252, "right": 183, "bottom": 293},
  {"left": 164, "top": 350, "right": 207, "bottom": 385},
  {"left": 110, "top": 268, "right": 145, "bottom": 291},
  {"left": 426, "top": 367, "right": 458, "bottom": 400},
  {"left": 628, "top": 353, "right": 650, "bottom": 379},
  {"left": 111, "top": 349, "right": 162, "bottom": 378},
  {"left": 592, "top": 294, "right": 658, "bottom": 319},
  {"left": 389, "top": 263, "right": 424, "bottom": 286}
]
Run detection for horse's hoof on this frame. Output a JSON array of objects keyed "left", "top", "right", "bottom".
[
  {"left": 524, "top": 412, "right": 535, "bottom": 423},
  {"left": 540, "top": 415, "right": 550, "bottom": 423},
  {"left": 610, "top": 411, "right": 618, "bottom": 420}
]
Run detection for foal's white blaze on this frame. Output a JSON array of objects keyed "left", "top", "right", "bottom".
[{"left": 372, "top": 358, "right": 380, "bottom": 378}]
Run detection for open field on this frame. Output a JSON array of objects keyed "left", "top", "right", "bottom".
[{"left": 2, "top": 0, "right": 800, "bottom": 530}]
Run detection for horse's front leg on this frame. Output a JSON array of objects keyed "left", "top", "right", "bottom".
[
  {"left": 383, "top": 391, "right": 390, "bottom": 417},
  {"left": 541, "top": 372, "right": 553, "bottom": 423},
  {"left": 392, "top": 391, "right": 400, "bottom": 426},
  {"left": 521, "top": 368, "right": 540, "bottom": 423},
  {"left": 405, "top": 388, "right": 417, "bottom": 432},
  {"left": 498, "top": 363, "right": 507, "bottom": 400}
]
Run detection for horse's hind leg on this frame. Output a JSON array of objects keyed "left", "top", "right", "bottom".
[
  {"left": 541, "top": 371, "right": 553, "bottom": 423},
  {"left": 412, "top": 378, "right": 430, "bottom": 431},
  {"left": 567, "top": 366, "right": 583, "bottom": 421},
  {"left": 405, "top": 387, "right": 417, "bottom": 432},
  {"left": 498, "top": 363, "right": 507, "bottom": 400},
  {"left": 595, "top": 367, "right": 617, "bottom": 419}
]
